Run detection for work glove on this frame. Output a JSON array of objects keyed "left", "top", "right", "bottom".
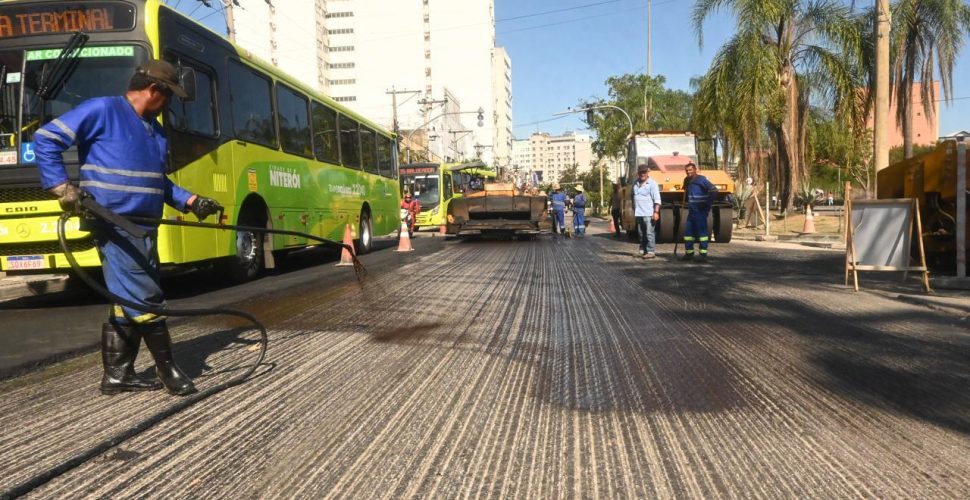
[
  {"left": 190, "top": 196, "right": 223, "bottom": 221},
  {"left": 49, "top": 182, "right": 81, "bottom": 213}
]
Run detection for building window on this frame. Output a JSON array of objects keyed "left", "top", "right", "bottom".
[
  {"left": 328, "top": 28, "right": 354, "bottom": 35},
  {"left": 329, "top": 45, "right": 355, "bottom": 52},
  {"left": 334, "top": 96, "right": 356, "bottom": 102},
  {"left": 328, "top": 79, "right": 356, "bottom": 85},
  {"left": 325, "top": 11, "right": 354, "bottom": 18},
  {"left": 328, "top": 62, "right": 355, "bottom": 69}
]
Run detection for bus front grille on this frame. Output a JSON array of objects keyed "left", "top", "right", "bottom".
[
  {"left": 0, "top": 237, "right": 95, "bottom": 256},
  {"left": 0, "top": 188, "right": 54, "bottom": 204}
]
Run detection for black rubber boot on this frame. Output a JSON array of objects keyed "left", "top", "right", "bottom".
[
  {"left": 140, "top": 321, "right": 197, "bottom": 396},
  {"left": 100, "top": 322, "right": 162, "bottom": 395}
]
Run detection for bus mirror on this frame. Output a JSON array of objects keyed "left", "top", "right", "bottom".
[{"left": 178, "top": 66, "right": 197, "bottom": 103}]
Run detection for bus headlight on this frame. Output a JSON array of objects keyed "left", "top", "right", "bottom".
[{"left": 431, "top": 206, "right": 439, "bottom": 215}]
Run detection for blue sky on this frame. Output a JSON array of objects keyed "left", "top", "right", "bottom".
[
  {"left": 177, "top": 0, "right": 970, "bottom": 139},
  {"left": 494, "top": 0, "right": 970, "bottom": 138}
]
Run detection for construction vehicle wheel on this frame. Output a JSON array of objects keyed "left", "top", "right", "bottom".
[
  {"left": 658, "top": 208, "right": 675, "bottom": 243},
  {"left": 715, "top": 206, "right": 733, "bottom": 243},
  {"left": 676, "top": 208, "right": 689, "bottom": 241}
]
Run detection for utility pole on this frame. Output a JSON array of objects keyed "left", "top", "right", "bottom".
[
  {"left": 386, "top": 87, "right": 421, "bottom": 136},
  {"left": 224, "top": 1, "right": 237, "bottom": 43},
  {"left": 873, "top": 0, "right": 891, "bottom": 197},
  {"left": 643, "top": 0, "right": 651, "bottom": 125}
]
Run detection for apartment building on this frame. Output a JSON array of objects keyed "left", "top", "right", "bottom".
[
  {"left": 231, "top": 1, "right": 509, "bottom": 164},
  {"left": 512, "top": 132, "right": 594, "bottom": 184}
]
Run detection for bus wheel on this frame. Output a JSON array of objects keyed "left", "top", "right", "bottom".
[
  {"left": 356, "top": 209, "right": 373, "bottom": 254},
  {"left": 230, "top": 228, "right": 264, "bottom": 283}
]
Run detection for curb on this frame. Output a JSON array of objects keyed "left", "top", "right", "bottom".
[{"left": 0, "top": 274, "right": 72, "bottom": 303}]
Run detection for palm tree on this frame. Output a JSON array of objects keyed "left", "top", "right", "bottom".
[
  {"left": 692, "top": 0, "right": 866, "bottom": 211},
  {"left": 891, "top": 0, "right": 970, "bottom": 159}
]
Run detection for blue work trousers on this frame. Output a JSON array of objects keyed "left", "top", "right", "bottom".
[
  {"left": 683, "top": 206, "right": 710, "bottom": 255},
  {"left": 636, "top": 216, "right": 656, "bottom": 254},
  {"left": 572, "top": 208, "right": 586, "bottom": 234},
  {"left": 92, "top": 222, "right": 167, "bottom": 324},
  {"left": 552, "top": 209, "right": 565, "bottom": 233}
]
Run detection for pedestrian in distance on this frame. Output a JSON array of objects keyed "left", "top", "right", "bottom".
[
  {"left": 400, "top": 192, "right": 421, "bottom": 238},
  {"left": 609, "top": 182, "right": 623, "bottom": 236},
  {"left": 680, "top": 161, "right": 718, "bottom": 261},
  {"left": 35, "top": 60, "right": 223, "bottom": 396},
  {"left": 632, "top": 164, "right": 661, "bottom": 258},
  {"left": 827, "top": 192, "right": 834, "bottom": 206},
  {"left": 572, "top": 184, "right": 588, "bottom": 236},
  {"left": 549, "top": 183, "right": 567, "bottom": 235}
]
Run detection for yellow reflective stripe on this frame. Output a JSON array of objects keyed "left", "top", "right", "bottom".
[
  {"left": 113, "top": 305, "right": 165, "bottom": 323},
  {"left": 683, "top": 236, "right": 695, "bottom": 241},
  {"left": 699, "top": 249, "right": 708, "bottom": 254},
  {"left": 699, "top": 236, "right": 710, "bottom": 242}
]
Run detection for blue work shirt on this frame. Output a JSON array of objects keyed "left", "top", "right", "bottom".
[
  {"left": 573, "top": 193, "right": 587, "bottom": 209},
  {"left": 34, "top": 96, "right": 194, "bottom": 226},
  {"left": 684, "top": 174, "right": 718, "bottom": 208},
  {"left": 632, "top": 178, "right": 661, "bottom": 217},
  {"left": 550, "top": 191, "right": 567, "bottom": 211}
]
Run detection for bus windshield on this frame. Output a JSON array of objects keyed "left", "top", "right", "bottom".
[
  {"left": 411, "top": 174, "right": 440, "bottom": 209},
  {"left": 0, "top": 44, "right": 147, "bottom": 162}
]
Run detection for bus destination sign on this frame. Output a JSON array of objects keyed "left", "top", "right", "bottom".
[
  {"left": 400, "top": 166, "right": 436, "bottom": 175},
  {"left": 0, "top": 2, "right": 135, "bottom": 39}
]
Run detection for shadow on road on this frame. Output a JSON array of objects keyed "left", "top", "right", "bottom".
[{"left": 617, "top": 246, "right": 970, "bottom": 435}]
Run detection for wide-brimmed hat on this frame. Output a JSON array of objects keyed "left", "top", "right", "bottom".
[
  {"left": 553, "top": 183, "right": 561, "bottom": 190},
  {"left": 136, "top": 60, "right": 188, "bottom": 98},
  {"left": 575, "top": 184, "right": 585, "bottom": 193}
]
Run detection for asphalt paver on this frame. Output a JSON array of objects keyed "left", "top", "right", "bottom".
[{"left": 1, "top": 223, "right": 967, "bottom": 498}]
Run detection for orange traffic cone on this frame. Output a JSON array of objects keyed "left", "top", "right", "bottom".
[
  {"left": 395, "top": 220, "right": 415, "bottom": 252},
  {"left": 438, "top": 223, "right": 447, "bottom": 236},
  {"left": 335, "top": 224, "right": 356, "bottom": 267},
  {"left": 801, "top": 206, "right": 817, "bottom": 234},
  {"left": 608, "top": 218, "right": 616, "bottom": 233}
]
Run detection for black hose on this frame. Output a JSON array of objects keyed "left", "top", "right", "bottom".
[{"left": 2, "top": 205, "right": 366, "bottom": 498}]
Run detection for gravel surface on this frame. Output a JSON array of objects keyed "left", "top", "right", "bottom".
[{"left": 1, "top": 224, "right": 967, "bottom": 498}]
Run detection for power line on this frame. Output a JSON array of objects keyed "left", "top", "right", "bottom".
[{"left": 496, "top": 0, "right": 622, "bottom": 23}]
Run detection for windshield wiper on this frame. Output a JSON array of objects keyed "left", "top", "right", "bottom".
[{"left": 36, "top": 31, "right": 89, "bottom": 101}]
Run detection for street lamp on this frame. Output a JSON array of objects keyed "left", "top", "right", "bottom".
[
  {"left": 553, "top": 105, "right": 635, "bottom": 211},
  {"left": 405, "top": 107, "right": 485, "bottom": 163}
]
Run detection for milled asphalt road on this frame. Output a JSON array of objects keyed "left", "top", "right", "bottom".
[{"left": 1, "top": 221, "right": 968, "bottom": 498}]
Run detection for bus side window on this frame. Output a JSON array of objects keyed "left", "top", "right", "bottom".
[
  {"left": 311, "top": 101, "right": 339, "bottom": 164},
  {"left": 360, "top": 126, "right": 378, "bottom": 174},
  {"left": 228, "top": 60, "right": 276, "bottom": 148},
  {"left": 444, "top": 173, "right": 453, "bottom": 200},
  {"left": 377, "top": 135, "right": 394, "bottom": 178},
  {"left": 167, "top": 62, "right": 216, "bottom": 137},
  {"left": 338, "top": 115, "right": 360, "bottom": 169},
  {"left": 276, "top": 84, "right": 312, "bottom": 158}
]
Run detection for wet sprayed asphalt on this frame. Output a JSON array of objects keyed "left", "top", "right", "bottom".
[{"left": 0, "top": 222, "right": 968, "bottom": 498}]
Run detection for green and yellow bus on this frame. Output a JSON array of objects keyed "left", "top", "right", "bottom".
[
  {"left": 0, "top": 0, "right": 400, "bottom": 281},
  {"left": 399, "top": 161, "right": 495, "bottom": 229}
]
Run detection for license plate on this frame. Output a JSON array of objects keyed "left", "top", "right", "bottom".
[{"left": 6, "top": 255, "right": 45, "bottom": 270}]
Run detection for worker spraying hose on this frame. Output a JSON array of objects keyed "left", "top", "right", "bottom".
[{"left": 35, "top": 59, "right": 228, "bottom": 396}]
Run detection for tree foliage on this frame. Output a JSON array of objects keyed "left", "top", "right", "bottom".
[
  {"left": 891, "top": 0, "right": 970, "bottom": 158},
  {"left": 691, "top": 0, "right": 867, "bottom": 211},
  {"left": 578, "top": 74, "right": 693, "bottom": 160}
]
